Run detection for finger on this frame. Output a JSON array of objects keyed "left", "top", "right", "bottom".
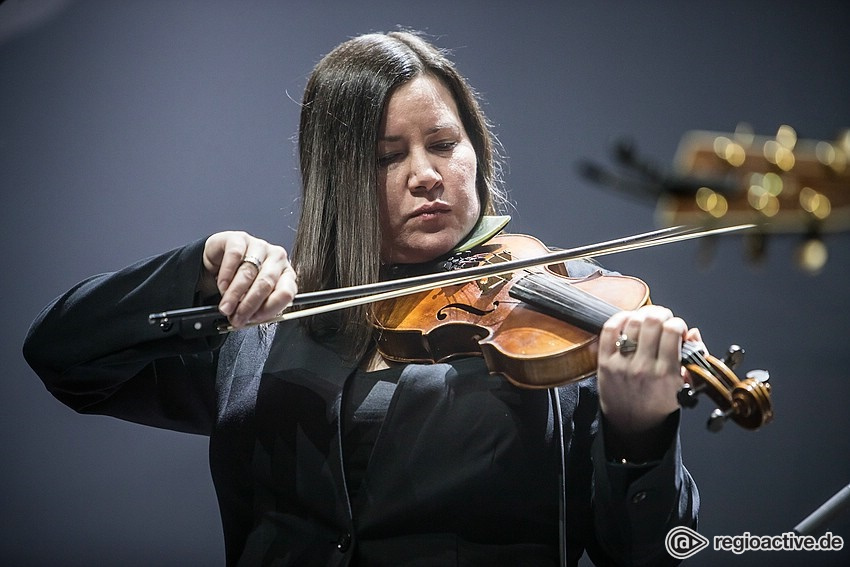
[
  {"left": 685, "top": 326, "right": 703, "bottom": 344},
  {"left": 229, "top": 245, "right": 290, "bottom": 326},
  {"left": 657, "top": 316, "right": 688, "bottom": 373},
  {"left": 215, "top": 234, "right": 252, "bottom": 294},
  {"left": 630, "top": 305, "right": 673, "bottom": 359},
  {"left": 219, "top": 244, "right": 268, "bottom": 317},
  {"left": 251, "top": 265, "right": 298, "bottom": 323},
  {"left": 230, "top": 269, "right": 275, "bottom": 326},
  {"left": 619, "top": 316, "right": 643, "bottom": 356},
  {"left": 202, "top": 232, "right": 241, "bottom": 291},
  {"left": 599, "top": 310, "right": 631, "bottom": 357}
]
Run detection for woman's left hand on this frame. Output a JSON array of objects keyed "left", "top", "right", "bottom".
[{"left": 597, "top": 305, "right": 703, "bottom": 439}]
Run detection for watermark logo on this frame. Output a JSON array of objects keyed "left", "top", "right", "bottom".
[
  {"left": 665, "top": 526, "right": 710, "bottom": 559},
  {"left": 665, "top": 526, "right": 844, "bottom": 558}
]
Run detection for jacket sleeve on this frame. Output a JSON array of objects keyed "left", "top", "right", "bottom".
[
  {"left": 570, "top": 380, "right": 699, "bottom": 566},
  {"left": 22, "top": 238, "right": 224, "bottom": 435}
]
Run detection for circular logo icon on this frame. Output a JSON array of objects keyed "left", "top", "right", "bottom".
[{"left": 665, "top": 525, "right": 709, "bottom": 559}]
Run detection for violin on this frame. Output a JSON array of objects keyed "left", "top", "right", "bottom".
[
  {"left": 149, "top": 224, "right": 773, "bottom": 432},
  {"left": 370, "top": 233, "right": 772, "bottom": 432}
]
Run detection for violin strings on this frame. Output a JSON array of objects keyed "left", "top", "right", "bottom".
[{"left": 681, "top": 341, "right": 720, "bottom": 384}]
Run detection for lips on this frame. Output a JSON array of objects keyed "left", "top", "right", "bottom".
[{"left": 410, "top": 202, "right": 451, "bottom": 218}]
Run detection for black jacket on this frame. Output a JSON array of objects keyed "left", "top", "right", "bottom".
[{"left": 23, "top": 239, "right": 698, "bottom": 566}]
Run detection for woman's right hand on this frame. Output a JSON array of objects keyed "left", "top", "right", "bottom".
[{"left": 199, "top": 231, "right": 297, "bottom": 328}]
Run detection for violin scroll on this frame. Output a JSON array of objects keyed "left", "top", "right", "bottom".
[{"left": 680, "top": 344, "right": 773, "bottom": 432}]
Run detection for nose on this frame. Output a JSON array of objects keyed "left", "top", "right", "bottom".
[{"left": 406, "top": 148, "right": 442, "bottom": 194}]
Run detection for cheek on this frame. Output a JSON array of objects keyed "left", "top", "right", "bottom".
[
  {"left": 452, "top": 153, "right": 480, "bottom": 214},
  {"left": 377, "top": 176, "right": 398, "bottom": 222}
]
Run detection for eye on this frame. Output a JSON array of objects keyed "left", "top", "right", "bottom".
[
  {"left": 377, "top": 153, "right": 401, "bottom": 167},
  {"left": 431, "top": 141, "right": 457, "bottom": 152}
]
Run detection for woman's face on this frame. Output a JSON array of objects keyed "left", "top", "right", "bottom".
[{"left": 376, "top": 74, "right": 480, "bottom": 264}]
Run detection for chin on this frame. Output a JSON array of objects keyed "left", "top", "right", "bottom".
[{"left": 390, "top": 237, "right": 456, "bottom": 265}]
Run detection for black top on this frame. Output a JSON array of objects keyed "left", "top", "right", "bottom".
[{"left": 342, "top": 365, "right": 404, "bottom": 499}]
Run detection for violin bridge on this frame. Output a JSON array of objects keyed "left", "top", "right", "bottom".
[
  {"left": 473, "top": 249, "right": 516, "bottom": 293},
  {"left": 476, "top": 274, "right": 511, "bottom": 294}
]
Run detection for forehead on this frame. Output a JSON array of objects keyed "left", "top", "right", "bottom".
[{"left": 381, "top": 75, "right": 462, "bottom": 131}]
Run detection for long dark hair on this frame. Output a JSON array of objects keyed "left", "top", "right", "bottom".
[{"left": 291, "top": 31, "right": 505, "bottom": 360}]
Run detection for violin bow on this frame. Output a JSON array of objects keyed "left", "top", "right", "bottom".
[{"left": 149, "top": 223, "right": 753, "bottom": 338}]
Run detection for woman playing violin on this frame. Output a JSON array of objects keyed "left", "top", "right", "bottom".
[{"left": 24, "top": 31, "right": 698, "bottom": 566}]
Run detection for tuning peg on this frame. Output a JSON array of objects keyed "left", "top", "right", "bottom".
[
  {"left": 677, "top": 383, "right": 702, "bottom": 408},
  {"left": 746, "top": 369, "right": 770, "bottom": 384},
  {"left": 707, "top": 407, "right": 734, "bottom": 432},
  {"left": 795, "top": 235, "right": 828, "bottom": 274},
  {"left": 762, "top": 124, "right": 797, "bottom": 171},
  {"left": 613, "top": 138, "right": 637, "bottom": 164},
  {"left": 722, "top": 345, "right": 745, "bottom": 370},
  {"left": 743, "top": 231, "right": 767, "bottom": 264}
]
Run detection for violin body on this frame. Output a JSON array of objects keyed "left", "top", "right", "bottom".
[{"left": 370, "top": 234, "right": 650, "bottom": 388}]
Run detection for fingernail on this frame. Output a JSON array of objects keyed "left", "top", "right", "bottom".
[{"left": 220, "top": 302, "right": 233, "bottom": 315}]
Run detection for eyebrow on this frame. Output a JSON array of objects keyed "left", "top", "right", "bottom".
[{"left": 378, "top": 123, "right": 460, "bottom": 143}]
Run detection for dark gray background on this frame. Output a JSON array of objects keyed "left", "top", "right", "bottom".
[{"left": 2, "top": 1, "right": 849, "bottom": 565}]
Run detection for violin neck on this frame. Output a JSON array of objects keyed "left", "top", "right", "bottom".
[
  {"left": 509, "top": 272, "right": 617, "bottom": 334},
  {"left": 510, "top": 272, "right": 706, "bottom": 361}
]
